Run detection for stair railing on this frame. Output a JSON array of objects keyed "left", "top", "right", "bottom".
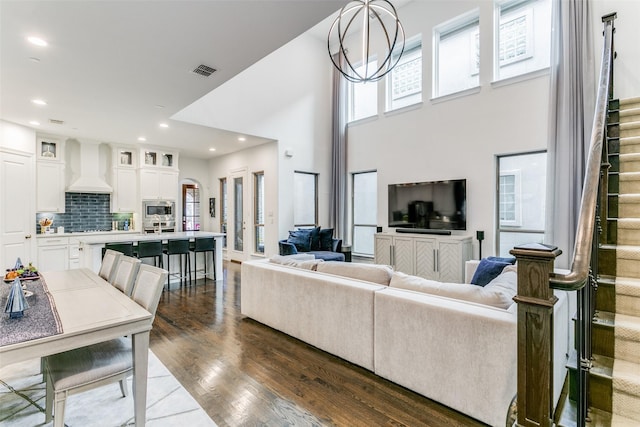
[{"left": 510, "top": 13, "right": 616, "bottom": 427}]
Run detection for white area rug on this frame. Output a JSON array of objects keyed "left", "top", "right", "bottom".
[{"left": 0, "top": 350, "right": 217, "bottom": 426}]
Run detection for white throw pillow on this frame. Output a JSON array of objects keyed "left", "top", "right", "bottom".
[
  {"left": 315, "top": 262, "right": 394, "bottom": 285},
  {"left": 269, "top": 255, "right": 323, "bottom": 270},
  {"left": 389, "top": 271, "right": 516, "bottom": 309}
]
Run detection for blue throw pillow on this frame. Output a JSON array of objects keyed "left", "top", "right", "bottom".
[
  {"left": 287, "top": 229, "right": 313, "bottom": 252},
  {"left": 487, "top": 256, "right": 516, "bottom": 264},
  {"left": 471, "top": 258, "right": 511, "bottom": 287},
  {"left": 318, "top": 228, "right": 334, "bottom": 251},
  {"left": 299, "top": 226, "right": 321, "bottom": 251}
]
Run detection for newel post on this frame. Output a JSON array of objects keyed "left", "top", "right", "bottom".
[{"left": 510, "top": 243, "right": 561, "bottom": 427}]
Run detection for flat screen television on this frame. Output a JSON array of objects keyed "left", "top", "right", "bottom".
[{"left": 388, "top": 179, "right": 466, "bottom": 231}]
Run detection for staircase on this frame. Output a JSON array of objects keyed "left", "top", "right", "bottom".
[{"left": 589, "top": 96, "right": 640, "bottom": 425}]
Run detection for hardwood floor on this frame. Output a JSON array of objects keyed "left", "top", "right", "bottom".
[{"left": 149, "top": 261, "right": 486, "bottom": 427}]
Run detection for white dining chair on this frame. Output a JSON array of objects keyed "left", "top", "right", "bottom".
[
  {"left": 44, "top": 264, "right": 168, "bottom": 427},
  {"left": 111, "top": 255, "right": 141, "bottom": 296},
  {"left": 98, "top": 249, "right": 122, "bottom": 283}
]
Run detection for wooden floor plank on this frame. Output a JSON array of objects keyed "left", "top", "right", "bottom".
[{"left": 149, "top": 261, "right": 486, "bottom": 427}]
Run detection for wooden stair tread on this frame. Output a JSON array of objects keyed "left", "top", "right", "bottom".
[
  {"left": 592, "top": 354, "right": 614, "bottom": 379},
  {"left": 594, "top": 310, "right": 615, "bottom": 327}
]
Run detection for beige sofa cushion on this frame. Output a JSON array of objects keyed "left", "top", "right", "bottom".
[
  {"left": 389, "top": 268, "right": 517, "bottom": 309},
  {"left": 315, "top": 262, "right": 393, "bottom": 285}
]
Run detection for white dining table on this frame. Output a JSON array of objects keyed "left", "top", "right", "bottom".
[{"left": 0, "top": 268, "right": 153, "bottom": 426}]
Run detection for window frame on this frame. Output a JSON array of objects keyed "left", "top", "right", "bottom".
[
  {"left": 347, "top": 57, "right": 379, "bottom": 123},
  {"left": 498, "top": 170, "right": 522, "bottom": 226},
  {"left": 351, "top": 170, "right": 378, "bottom": 257},
  {"left": 432, "top": 9, "right": 481, "bottom": 99},
  {"left": 293, "top": 171, "right": 318, "bottom": 228},
  {"left": 253, "top": 171, "right": 265, "bottom": 254},
  {"left": 493, "top": 0, "right": 551, "bottom": 82},
  {"left": 219, "top": 177, "right": 227, "bottom": 248},
  {"left": 495, "top": 150, "right": 547, "bottom": 257},
  {"left": 386, "top": 35, "right": 422, "bottom": 112},
  {"left": 182, "top": 184, "right": 200, "bottom": 231}
]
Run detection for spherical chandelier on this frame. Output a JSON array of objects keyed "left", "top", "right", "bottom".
[{"left": 328, "top": 0, "right": 405, "bottom": 83}]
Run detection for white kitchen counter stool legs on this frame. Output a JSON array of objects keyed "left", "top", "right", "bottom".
[{"left": 44, "top": 264, "right": 168, "bottom": 427}]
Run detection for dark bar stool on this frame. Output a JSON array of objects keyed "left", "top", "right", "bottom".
[
  {"left": 136, "top": 240, "right": 163, "bottom": 268},
  {"left": 102, "top": 242, "right": 134, "bottom": 258},
  {"left": 189, "top": 237, "right": 216, "bottom": 282},
  {"left": 163, "top": 239, "right": 192, "bottom": 289}
]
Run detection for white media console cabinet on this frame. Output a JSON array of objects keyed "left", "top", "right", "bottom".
[{"left": 374, "top": 232, "right": 472, "bottom": 283}]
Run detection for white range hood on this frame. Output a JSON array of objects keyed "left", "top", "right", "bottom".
[{"left": 66, "top": 141, "right": 113, "bottom": 193}]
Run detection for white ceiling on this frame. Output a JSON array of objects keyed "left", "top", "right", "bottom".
[{"left": 0, "top": 0, "right": 348, "bottom": 158}]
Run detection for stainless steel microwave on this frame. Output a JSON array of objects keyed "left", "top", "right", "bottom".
[{"left": 143, "top": 200, "right": 175, "bottom": 219}]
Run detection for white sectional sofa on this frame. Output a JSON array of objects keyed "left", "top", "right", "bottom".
[{"left": 240, "top": 257, "right": 570, "bottom": 427}]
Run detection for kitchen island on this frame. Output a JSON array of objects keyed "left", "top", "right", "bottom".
[{"left": 77, "top": 231, "right": 225, "bottom": 283}]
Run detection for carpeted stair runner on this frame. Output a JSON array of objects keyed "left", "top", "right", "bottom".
[{"left": 612, "top": 96, "right": 640, "bottom": 423}]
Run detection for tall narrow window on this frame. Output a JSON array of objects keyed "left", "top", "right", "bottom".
[
  {"left": 234, "top": 177, "right": 244, "bottom": 252},
  {"left": 254, "top": 171, "right": 265, "bottom": 254},
  {"left": 496, "top": 151, "right": 546, "bottom": 256},
  {"left": 352, "top": 171, "right": 377, "bottom": 257},
  {"left": 348, "top": 58, "right": 378, "bottom": 122},
  {"left": 293, "top": 171, "right": 318, "bottom": 227},
  {"left": 387, "top": 36, "right": 422, "bottom": 111},
  {"left": 182, "top": 184, "right": 200, "bottom": 231},
  {"left": 433, "top": 10, "right": 480, "bottom": 98},
  {"left": 494, "top": 0, "right": 551, "bottom": 81},
  {"left": 220, "top": 178, "right": 227, "bottom": 248}
]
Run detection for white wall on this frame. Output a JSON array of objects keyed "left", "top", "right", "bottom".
[
  {"left": 347, "top": 0, "right": 550, "bottom": 259},
  {"left": 180, "top": 32, "right": 335, "bottom": 256},
  {"left": 591, "top": 0, "right": 640, "bottom": 100}
]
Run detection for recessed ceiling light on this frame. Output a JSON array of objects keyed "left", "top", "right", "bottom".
[
  {"left": 29, "top": 120, "right": 40, "bottom": 126},
  {"left": 27, "top": 36, "right": 48, "bottom": 47},
  {"left": 238, "top": 137, "right": 246, "bottom": 142},
  {"left": 138, "top": 137, "right": 147, "bottom": 142},
  {"left": 159, "top": 123, "right": 169, "bottom": 128},
  {"left": 209, "top": 148, "right": 216, "bottom": 152},
  {"left": 32, "top": 99, "right": 47, "bottom": 106}
]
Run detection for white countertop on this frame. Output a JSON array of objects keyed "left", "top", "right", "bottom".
[
  {"left": 76, "top": 231, "right": 225, "bottom": 245},
  {"left": 36, "top": 230, "right": 139, "bottom": 239}
]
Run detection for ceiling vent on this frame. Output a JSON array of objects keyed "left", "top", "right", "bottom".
[
  {"left": 49, "top": 119, "right": 64, "bottom": 125},
  {"left": 192, "top": 64, "right": 216, "bottom": 77}
]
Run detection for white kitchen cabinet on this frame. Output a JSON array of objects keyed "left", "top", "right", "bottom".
[
  {"left": 37, "top": 237, "right": 69, "bottom": 272},
  {"left": 375, "top": 232, "right": 472, "bottom": 283},
  {"left": 112, "top": 168, "right": 138, "bottom": 212},
  {"left": 68, "top": 238, "right": 80, "bottom": 270},
  {"left": 36, "top": 161, "right": 65, "bottom": 212},
  {"left": 139, "top": 169, "right": 178, "bottom": 201},
  {"left": 140, "top": 148, "right": 178, "bottom": 169}
]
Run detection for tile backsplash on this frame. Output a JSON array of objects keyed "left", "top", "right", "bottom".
[{"left": 36, "top": 193, "right": 132, "bottom": 233}]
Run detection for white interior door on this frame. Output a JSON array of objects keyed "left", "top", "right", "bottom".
[
  {"left": 228, "top": 168, "right": 249, "bottom": 262},
  {"left": 1, "top": 151, "right": 35, "bottom": 267}
]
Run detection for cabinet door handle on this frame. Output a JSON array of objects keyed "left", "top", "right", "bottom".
[
  {"left": 25, "top": 234, "right": 32, "bottom": 239},
  {"left": 433, "top": 249, "right": 437, "bottom": 272}
]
